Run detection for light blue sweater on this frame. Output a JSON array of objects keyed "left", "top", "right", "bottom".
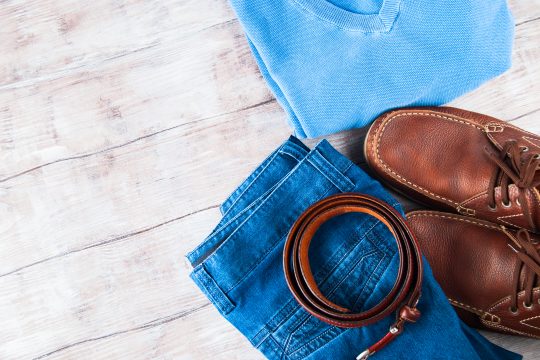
[{"left": 229, "top": 0, "right": 514, "bottom": 138}]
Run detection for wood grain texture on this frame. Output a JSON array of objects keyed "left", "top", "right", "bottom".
[{"left": 0, "top": 0, "right": 539, "bottom": 359}]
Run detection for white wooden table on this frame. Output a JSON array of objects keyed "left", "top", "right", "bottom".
[{"left": 1, "top": 1, "right": 539, "bottom": 359}]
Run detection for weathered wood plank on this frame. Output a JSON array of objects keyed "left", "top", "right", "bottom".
[
  {"left": 447, "top": 20, "right": 540, "bottom": 121},
  {"left": 0, "top": 201, "right": 213, "bottom": 358},
  {"left": 0, "top": 191, "right": 267, "bottom": 359},
  {"left": 40, "top": 305, "right": 263, "bottom": 360},
  {"left": 0, "top": 0, "right": 237, "bottom": 88},
  {"left": 483, "top": 332, "right": 540, "bottom": 360},
  {"left": 0, "top": 20, "right": 273, "bottom": 179},
  {"left": 509, "top": 0, "right": 540, "bottom": 26}
]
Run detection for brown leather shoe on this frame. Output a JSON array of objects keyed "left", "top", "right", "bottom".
[
  {"left": 407, "top": 210, "right": 540, "bottom": 338},
  {"left": 364, "top": 107, "right": 540, "bottom": 233}
]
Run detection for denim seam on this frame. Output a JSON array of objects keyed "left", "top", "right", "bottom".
[
  {"left": 216, "top": 182, "right": 281, "bottom": 234},
  {"left": 192, "top": 266, "right": 235, "bottom": 314},
  {"left": 263, "top": 335, "right": 287, "bottom": 360},
  {"left": 220, "top": 139, "right": 309, "bottom": 214},
  {"left": 319, "top": 218, "right": 380, "bottom": 284},
  {"left": 281, "top": 222, "right": 386, "bottom": 354},
  {"left": 307, "top": 155, "right": 354, "bottom": 193},
  {"left": 225, "top": 186, "right": 332, "bottom": 293},
  {"left": 285, "top": 252, "right": 380, "bottom": 356},
  {"left": 252, "top": 326, "right": 272, "bottom": 348},
  {"left": 278, "top": 141, "right": 310, "bottom": 162},
  {"left": 201, "top": 155, "right": 308, "bottom": 270},
  {"left": 368, "top": 225, "right": 398, "bottom": 258},
  {"left": 284, "top": 212, "right": 375, "bottom": 294},
  {"left": 284, "top": 250, "right": 379, "bottom": 355},
  {"left": 308, "top": 328, "right": 355, "bottom": 359},
  {"left": 351, "top": 253, "right": 386, "bottom": 310},
  {"left": 264, "top": 300, "right": 299, "bottom": 333},
  {"left": 188, "top": 155, "right": 306, "bottom": 265},
  {"left": 250, "top": 184, "right": 337, "bottom": 341},
  {"left": 226, "top": 232, "right": 287, "bottom": 294},
  {"left": 217, "top": 149, "right": 318, "bottom": 235},
  {"left": 362, "top": 251, "right": 399, "bottom": 307},
  {"left": 187, "top": 199, "right": 263, "bottom": 265},
  {"left": 279, "top": 149, "right": 306, "bottom": 162},
  {"left": 324, "top": 250, "right": 380, "bottom": 299},
  {"left": 221, "top": 138, "right": 309, "bottom": 216},
  {"left": 224, "top": 182, "right": 336, "bottom": 294},
  {"left": 288, "top": 326, "right": 343, "bottom": 358},
  {"left": 300, "top": 216, "right": 378, "bottom": 299},
  {"left": 314, "top": 217, "right": 379, "bottom": 285}
]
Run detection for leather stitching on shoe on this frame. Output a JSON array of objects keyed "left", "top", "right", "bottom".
[
  {"left": 406, "top": 211, "right": 501, "bottom": 231},
  {"left": 482, "top": 322, "right": 540, "bottom": 339},
  {"left": 373, "top": 112, "right": 484, "bottom": 207},
  {"left": 459, "top": 191, "right": 489, "bottom": 206},
  {"left": 520, "top": 315, "right": 540, "bottom": 331},
  {"left": 448, "top": 298, "right": 486, "bottom": 316},
  {"left": 488, "top": 289, "right": 540, "bottom": 313},
  {"left": 497, "top": 213, "right": 525, "bottom": 228},
  {"left": 523, "top": 136, "right": 540, "bottom": 150}
]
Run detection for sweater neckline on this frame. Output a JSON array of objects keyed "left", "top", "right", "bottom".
[{"left": 290, "top": 0, "right": 401, "bottom": 32}]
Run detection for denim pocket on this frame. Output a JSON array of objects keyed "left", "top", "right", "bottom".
[{"left": 260, "top": 224, "right": 394, "bottom": 360}]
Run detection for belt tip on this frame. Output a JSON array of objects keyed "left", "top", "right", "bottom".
[{"left": 356, "top": 349, "right": 371, "bottom": 360}]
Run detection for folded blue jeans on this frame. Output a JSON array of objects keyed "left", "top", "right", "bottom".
[{"left": 187, "top": 136, "right": 520, "bottom": 360}]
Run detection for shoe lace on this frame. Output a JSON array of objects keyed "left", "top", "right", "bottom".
[
  {"left": 503, "top": 228, "right": 540, "bottom": 311},
  {"left": 484, "top": 140, "right": 540, "bottom": 232}
]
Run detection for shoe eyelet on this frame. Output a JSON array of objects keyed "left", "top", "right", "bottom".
[
  {"left": 523, "top": 301, "right": 534, "bottom": 310},
  {"left": 521, "top": 146, "right": 529, "bottom": 152},
  {"left": 488, "top": 204, "right": 497, "bottom": 211},
  {"left": 509, "top": 306, "right": 519, "bottom": 314},
  {"left": 502, "top": 201, "right": 511, "bottom": 208}
]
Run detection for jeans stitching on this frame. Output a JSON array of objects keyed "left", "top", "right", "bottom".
[
  {"left": 286, "top": 252, "right": 380, "bottom": 356},
  {"left": 288, "top": 326, "right": 343, "bottom": 358},
  {"left": 255, "top": 184, "right": 336, "bottom": 338},
  {"left": 193, "top": 267, "right": 233, "bottom": 314},
  {"left": 351, "top": 253, "right": 386, "bottom": 310},
  {"left": 318, "top": 218, "right": 380, "bottom": 284},
  {"left": 190, "top": 151, "right": 310, "bottom": 266},
  {"left": 201, "top": 156, "right": 307, "bottom": 270},
  {"left": 284, "top": 247, "right": 380, "bottom": 355},
  {"left": 368, "top": 224, "right": 398, "bottom": 258},
  {"left": 325, "top": 251, "right": 380, "bottom": 299},
  {"left": 224, "top": 182, "right": 335, "bottom": 294},
  {"left": 306, "top": 216, "right": 378, "bottom": 293},
  {"left": 307, "top": 156, "right": 355, "bottom": 192}
]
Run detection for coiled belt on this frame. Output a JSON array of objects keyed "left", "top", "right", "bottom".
[{"left": 283, "top": 193, "right": 423, "bottom": 359}]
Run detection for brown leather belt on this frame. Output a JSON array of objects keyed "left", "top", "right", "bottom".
[{"left": 283, "top": 193, "right": 423, "bottom": 359}]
